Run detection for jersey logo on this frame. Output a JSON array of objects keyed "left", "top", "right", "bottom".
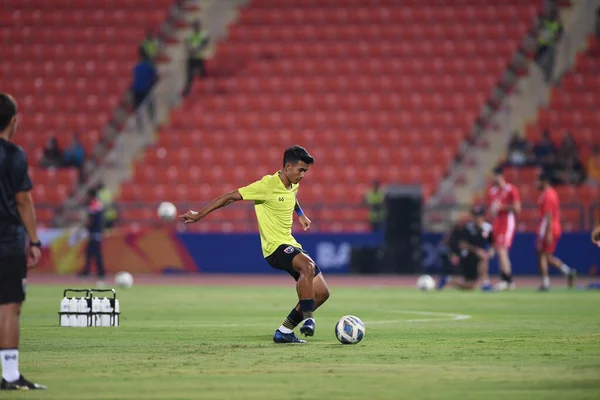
[
  {"left": 283, "top": 246, "right": 295, "bottom": 254},
  {"left": 278, "top": 197, "right": 284, "bottom": 202}
]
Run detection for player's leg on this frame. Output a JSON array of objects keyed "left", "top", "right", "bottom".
[
  {"left": 548, "top": 255, "right": 576, "bottom": 287},
  {"left": 78, "top": 241, "right": 93, "bottom": 277},
  {"left": 291, "top": 252, "right": 318, "bottom": 337},
  {"left": 538, "top": 249, "right": 551, "bottom": 291},
  {"left": 198, "top": 59, "right": 208, "bottom": 77},
  {"left": 0, "top": 302, "right": 21, "bottom": 384},
  {"left": 478, "top": 255, "right": 492, "bottom": 291},
  {"left": 182, "top": 58, "right": 195, "bottom": 96},
  {"left": 313, "top": 272, "right": 330, "bottom": 309},
  {"left": 94, "top": 241, "right": 106, "bottom": 279},
  {"left": 437, "top": 253, "right": 456, "bottom": 291},
  {"left": 495, "top": 246, "right": 514, "bottom": 290},
  {"left": 452, "top": 256, "right": 479, "bottom": 290},
  {"left": 0, "top": 256, "right": 46, "bottom": 390}
]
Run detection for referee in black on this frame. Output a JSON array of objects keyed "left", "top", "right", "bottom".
[{"left": 0, "top": 94, "right": 46, "bottom": 390}]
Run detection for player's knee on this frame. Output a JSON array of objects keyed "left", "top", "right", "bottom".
[{"left": 298, "top": 260, "right": 315, "bottom": 278}]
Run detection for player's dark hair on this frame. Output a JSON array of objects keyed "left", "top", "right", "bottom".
[
  {"left": 0, "top": 93, "right": 17, "bottom": 132},
  {"left": 283, "top": 145, "right": 315, "bottom": 168},
  {"left": 492, "top": 165, "right": 504, "bottom": 175}
]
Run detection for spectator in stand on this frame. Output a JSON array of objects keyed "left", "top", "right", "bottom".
[
  {"left": 131, "top": 48, "right": 158, "bottom": 112},
  {"left": 182, "top": 21, "right": 210, "bottom": 96},
  {"left": 534, "top": 129, "right": 557, "bottom": 168},
  {"left": 553, "top": 132, "right": 586, "bottom": 185},
  {"left": 595, "top": 5, "right": 600, "bottom": 39},
  {"left": 558, "top": 131, "right": 578, "bottom": 160},
  {"left": 363, "top": 180, "right": 385, "bottom": 232},
  {"left": 507, "top": 131, "right": 534, "bottom": 167},
  {"left": 535, "top": 4, "right": 563, "bottom": 82},
  {"left": 586, "top": 145, "right": 600, "bottom": 185},
  {"left": 62, "top": 133, "right": 85, "bottom": 169},
  {"left": 555, "top": 155, "right": 586, "bottom": 185},
  {"left": 139, "top": 28, "right": 160, "bottom": 62},
  {"left": 39, "top": 137, "right": 62, "bottom": 168}
]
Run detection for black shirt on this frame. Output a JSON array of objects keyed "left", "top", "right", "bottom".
[
  {"left": 0, "top": 138, "right": 33, "bottom": 254},
  {"left": 457, "top": 221, "right": 494, "bottom": 258}
]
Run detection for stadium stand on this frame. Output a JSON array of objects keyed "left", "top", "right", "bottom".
[
  {"left": 505, "top": 34, "right": 600, "bottom": 232},
  {"left": 119, "top": 0, "right": 538, "bottom": 232},
  {"left": 1, "top": 0, "right": 172, "bottom": 226}
]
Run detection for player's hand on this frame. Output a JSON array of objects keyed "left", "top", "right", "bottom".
[
  {"left": 592, "top": 224, "right": 600, "bottom": 246},
  {"left": 27, "top": 245, "right": 42, "bottom": 269},
  {"left": 179, "top": 210, "right": 202, "bottom": 224},
  {"left": 545, "top": 233, "right": 553, "bottom": 245},
  {"left": 299, "top": 214, "right": 311, "bottom": 231}
]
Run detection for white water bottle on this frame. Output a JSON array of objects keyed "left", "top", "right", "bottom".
[
  {"left": 100, "top": 298, "right": 111, "bottom": 327},
  {"left": 68, "top": 298, "right": 78, "bottom": 327},
  {"left": 60, "top": 297, "right": 70, "bottom": 326},
  {"left": 91, "top": 297, "right": 101, "bottom": 327},
  {"left": 114, "top": 299, "right": 120, "bottom": 327},
  {"left": 77, "top": 298, "right": 89, "bottom": 327}
]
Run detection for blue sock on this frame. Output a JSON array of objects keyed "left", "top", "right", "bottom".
[
  {"left": 299, "top": 299, "right": 315, "bottom": 320},
  {"left": 282, "top": 307, "right": 303, "bottom": 330}
]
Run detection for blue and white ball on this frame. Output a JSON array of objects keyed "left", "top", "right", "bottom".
[{"left": 335, "top": 315, "right": 365, "bottom": 345}]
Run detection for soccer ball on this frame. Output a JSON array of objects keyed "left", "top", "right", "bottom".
[
  {"left": 417, "top": 274, "right": 435, "bottom": 291},
  {"left": 335, "top": 315, "right": 365, "bottom": 345},
  {"left": 157, "top": 201, "right": 177, "bottom": 221},
  {"left": 114, "top": 271, "right": 134, "bottom": 289}
]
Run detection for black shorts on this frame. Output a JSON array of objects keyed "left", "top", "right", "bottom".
[
  {"left": 460, "top": 255, "right": 479, "bottom": 282},
  {"left": 0, "top": 253, "right": 27, "bottom": 305},
  {"left": 265, "top": 244, "right": 321, "bottom": 281}
]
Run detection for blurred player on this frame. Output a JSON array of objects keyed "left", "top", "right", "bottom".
[
  {"left": 180, "top": 146, "right": 328, "bottom": 343},
  {"left": 0, "top": 94, "right": 46, "bottom": 390},
  {"left": 486, "top": 166, "right": 520, "bottom": 290},
  {"left": 592, "top": 209, "right": 600, "bottom": 248},
  {"left": 536, "top": 171, "right": 575, "bottom": 291},
  {"left": 589, "top": 206, "right": 600, "bottom": 289},
  {"left": 438, "top": 206, "right": 494, "bottom": 290}
]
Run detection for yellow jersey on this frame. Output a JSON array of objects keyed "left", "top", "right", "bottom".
[{"left": 238, "top": 172, "right": 302, "bottom": 257}]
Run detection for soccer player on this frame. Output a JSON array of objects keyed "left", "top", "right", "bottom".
[
  {"left": 536, "top": 171, "right": 575, "bottom": 291},
  {"left": 179, "top": 145, "right": 329, "bottom": 343},
  {"left": 438, "top": 206, "right": 494, "bottom": 290},
  {"left": 485, "top": 166, "right": 520, "bottom": 290},
  {"left": 0, "top": 94, "right": 47, "bottom": 390},
  {"left": 592, "top": 209, "right": 600, "bottom": 248},
  {"left": 589, "top": 207, "right": 600, "bottom": 290}
]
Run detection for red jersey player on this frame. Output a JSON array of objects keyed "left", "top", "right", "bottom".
[
  {"left": 485, "top": 166, "right": 520, "bottom": 290},
  {"left": 536, "top": 171, "right": 575, "bottom": 291}
]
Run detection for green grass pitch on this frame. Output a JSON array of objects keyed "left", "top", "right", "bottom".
[{"left": 14, "top": 285, "right": 600, "bottom": 399}]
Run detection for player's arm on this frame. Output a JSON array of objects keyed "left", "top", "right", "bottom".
[
  {"left": 15, "top": 191, "right": 40, "bottom": 245},
  {"left": 180, "top": 190, "right": 242, "bottom": 223},
  {"left": 12, "top": 149, "right": 42, "bottom": 268},
  {"left": 295, "top": 197, "right": 311, "bottom": 231}
]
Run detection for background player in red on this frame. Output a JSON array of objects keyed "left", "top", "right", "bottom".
[
  {"left": 592, "top": 205, "right": 600, "bottom": 248},
  {"left": 486, "top": 166, "right": 520, "bottom": 290},
  {"left": 536, "top": 171, "right": 576, "bottom": 291}
]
